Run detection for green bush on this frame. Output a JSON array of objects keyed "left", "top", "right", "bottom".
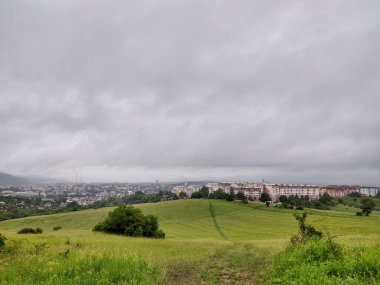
[
  {"left": 266, "top": 211, "right": 380, "bottom": 284},
  {"left": 290, "top": 212, "right": 322, "bottom": 245},
  {"left": 17, "top": 227, "right": 43, "bottom": 234},
  {"left": 268, "top": 238, "right": 380, "bottom": 284},
  {"left": 93, "top": 205, "right": 165, "bottom": 239},
  {"left": 53, "top": 226, "right": 62, "bottom": 231},
  {"left": 241, "top": 199, "right": 249, "bottom": 205},
  {"left": 0, "top": 233, "right": 6, "bottom": 249},
  {"left": 360, "top": 197, "right": 376, "bottom": 216}
]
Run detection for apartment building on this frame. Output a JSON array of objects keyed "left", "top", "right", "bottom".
[{"left": 266, "top": 184, "right": 320, "bottom": 201}]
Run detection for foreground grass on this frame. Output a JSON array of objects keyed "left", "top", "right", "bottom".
[
  {"left": 266, "top": 235, "right": 380, "bottom": 285},
  {"left": 0, "top": 233, "right": 270, "bottom": 285},
  {"left": 1, "top": 199, "right": 380, "bottom": 284},
  {"left": 0, "top": 245, "right": 162, "bottom": 285}
]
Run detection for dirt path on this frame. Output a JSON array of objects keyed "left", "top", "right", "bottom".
[{"left": 209, "top": 202, "right": 229, "bottom": 240}]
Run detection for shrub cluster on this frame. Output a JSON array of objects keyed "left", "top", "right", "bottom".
[
  {"left": 0, "top": 233, "right": 6, "bottom": 249},
  {"left": 359, "top": 197, "right": 376, "bottom": 216},
  {"left": 278, "top": 193, "right": 335, "bottom": 210},
  {"left": 93, "top": 205, "right": 165, "bottom": 239},
  {"left": 290, "top": 212, "right": 322, "bottom": 245},
  {"left": 267, "top": 212, "right": 380, "bottom": 284},
  {"left": 53, "top": 226, "right": 62, "bottom": 231},
  {"left": 17, "top": 227, "right": 43, "bottom": 234},
  {"left": 348, "top": 191, "right": 362, "bottom": 197},
  {"left": 269, "top": 237, "right": 380, "bottom": 284}
]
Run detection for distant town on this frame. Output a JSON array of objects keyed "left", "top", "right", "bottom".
[{"left": 1, "top": 180, "right": 379, "bottom": 215}]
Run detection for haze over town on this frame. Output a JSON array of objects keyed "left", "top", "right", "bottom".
[{"left": 1, "top": 1, "right": 379, "bottom": 184}]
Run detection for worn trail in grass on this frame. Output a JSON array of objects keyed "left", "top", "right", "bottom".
[{"left": 209, "top": 202, "right": 229, "bottom": 240}]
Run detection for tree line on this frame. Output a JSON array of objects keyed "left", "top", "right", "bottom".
[{"left": 190, "top": 186, "right": 378, "bottom": 214}]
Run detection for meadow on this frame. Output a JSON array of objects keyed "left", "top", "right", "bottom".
[{"left": 0, "top": 199, "right": 379, "bottom": 284}]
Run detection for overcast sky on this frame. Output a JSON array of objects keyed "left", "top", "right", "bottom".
[{"left": 0, "top": 1, "right": 379, "bottom": 184}]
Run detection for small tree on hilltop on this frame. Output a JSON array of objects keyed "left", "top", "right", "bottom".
[
  {"left": 360, "top": 197, "right": 376, "bottom": 216},
  {"left": 93, "top": 205, "right": 165, "bottom": 238}
]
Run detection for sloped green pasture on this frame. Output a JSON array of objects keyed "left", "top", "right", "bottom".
[{"left": 0, "top": 199, "right": 379, "bottom": 284}]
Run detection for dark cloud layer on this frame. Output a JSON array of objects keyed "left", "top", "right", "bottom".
[{"left": 1, "top": 1, "right": 380, "bottom": 183}]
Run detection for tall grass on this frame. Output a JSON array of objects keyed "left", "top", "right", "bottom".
[
  {"left": 0, "top": 240, "right": 163, "bottom": 285},
  {"left": 266, "top": 225, "right": 380, "bottom": 284}
]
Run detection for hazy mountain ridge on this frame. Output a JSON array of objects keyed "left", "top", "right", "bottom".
[{"left": 0, "top": 172, "right": 30, "bottom": 186}]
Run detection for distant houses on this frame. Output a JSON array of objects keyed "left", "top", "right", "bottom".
[
  {"left": 170, "top": 182, "right": 380, "bottom": 201},
  {"left": 264, "top": 184, "right": 379, "bottom": 201},
  {"left": 266, "top": 184, "right": 320, "bottom": 201}
]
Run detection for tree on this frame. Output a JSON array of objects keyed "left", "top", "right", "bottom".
[
  {"left": 360, "top": 197, "right": 376, "bottom": 216},
  {"left": 259, "top": 193, "right": 271, "bottom": 203},
  {"left": 191, "top": 191, "right": 202, "bottom": 199},
  {"left": 225, "top": 189, "right": 235, "bottom": 202},
  {"left": 209, "top": 188, "right": 228, "bottom": 200},
  {"left": 348, "top": 192, "right": 362, "bottom": 197},
  {"left": 179, "top": 191, "right": 188, "bottom": 199},
  {"left": 93, "top": 205, "right": 165, "bottom": 238},
  {"left": 291, "top": 212, "right": 322, "bottom": 244},
  {"left": 235, "top": 191, "right": 246, "bottom": 200},
  {"left": 66, "top": 201, "right": 80, "bottom": 211},
  {"left": 199, "top": 186, "right": 209, "bottom": 198},
  {"left": 319, "top": 193, "right": 334, "bottom": 206},
  {"left": 279, "top": 195, "right": 288, "bottom": 205}
]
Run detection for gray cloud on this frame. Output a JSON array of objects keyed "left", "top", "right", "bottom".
[{"left": 1, "top": 0, "right": 380, "bottom": 184}]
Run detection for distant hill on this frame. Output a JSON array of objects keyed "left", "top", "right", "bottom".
[{"left": 0, "top": 172, "right": 30, "bottom": 186}]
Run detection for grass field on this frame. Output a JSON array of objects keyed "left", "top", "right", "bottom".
[{"left": 1, "top": 199, "right": 380, "bottom": 284}]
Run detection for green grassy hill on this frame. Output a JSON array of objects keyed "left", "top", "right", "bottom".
[
  {"left": 1, "top": 199, "right": 379, "bottom": 243},
  {"left": 1, "top": 199, "right": 380, "bottom": 284}
]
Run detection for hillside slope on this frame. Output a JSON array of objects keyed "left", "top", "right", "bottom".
[
  {"left": 1, "top": 199, "right": 379, "bottom": 243},
  {"left": 1, "top": 200, "right": 380, "bottom": 284}
]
